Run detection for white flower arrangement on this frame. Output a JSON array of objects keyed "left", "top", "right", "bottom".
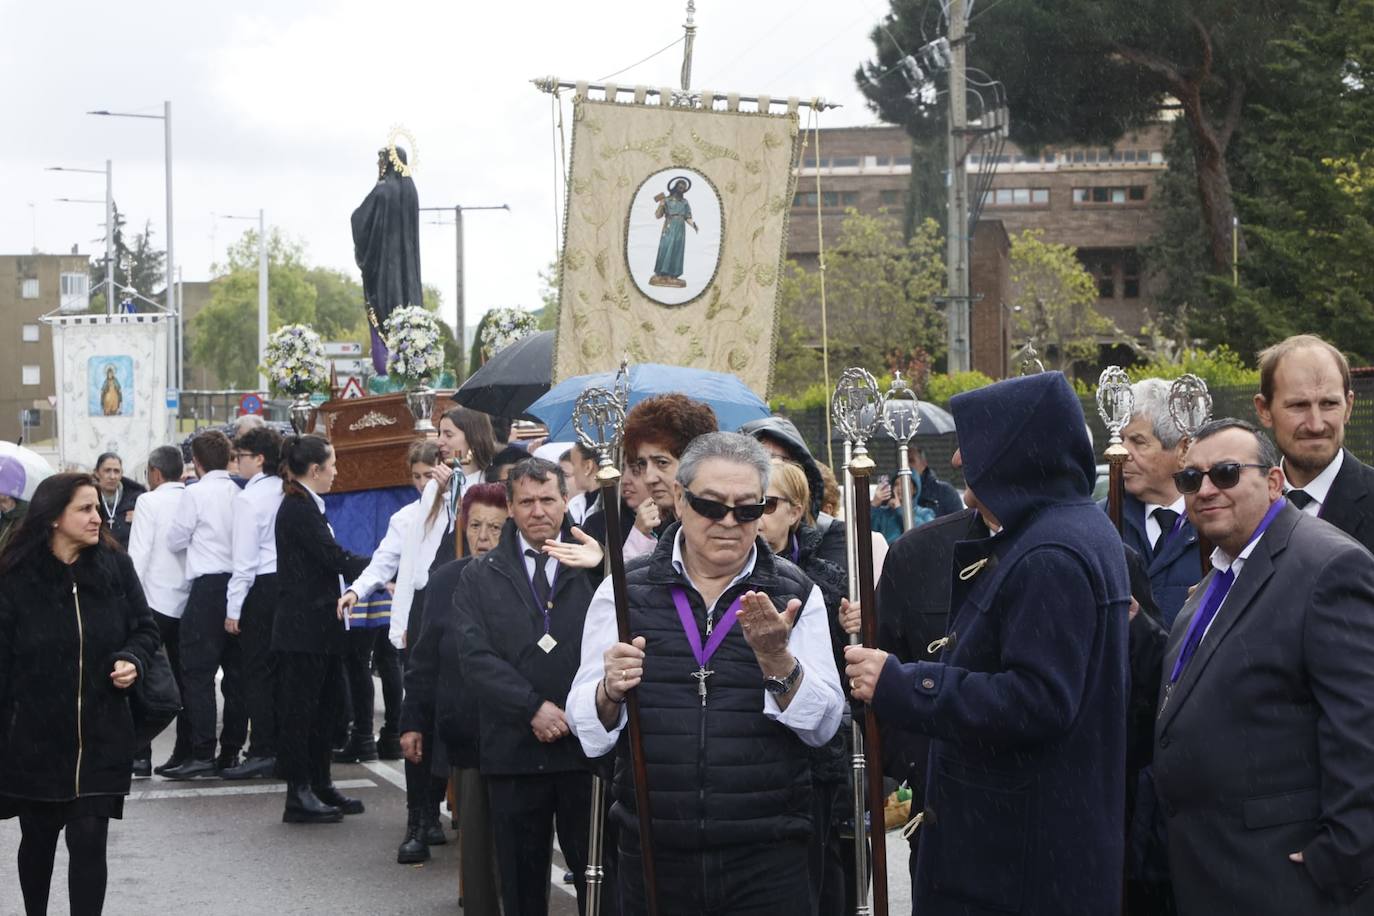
[
  {"left": 479, "top": 307, "right": 538, "bottom": 362},
  {"left": 384, "top": 305, "right": 445, "bottom": 385},
  {"left": 263, "top": 324, "right": 330, "bottom": 397}
]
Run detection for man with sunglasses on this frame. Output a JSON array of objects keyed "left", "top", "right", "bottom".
[
  {"left": 568, "top": 431, "right": 845, "bottom": 914},
  {"left": 1154, "top": 418, "right": 1374, "bottom": 912},
  {"left": 1255, "top": 334, "right": 1374, "bottom": 555}
]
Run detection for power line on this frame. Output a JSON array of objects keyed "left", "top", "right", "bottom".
[{"left": 597, "top": 35, "right": 685, "bottom": 82}]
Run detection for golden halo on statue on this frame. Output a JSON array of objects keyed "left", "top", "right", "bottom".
[{"left": 386, "top": 125, "right": 418, "bottom": 178}]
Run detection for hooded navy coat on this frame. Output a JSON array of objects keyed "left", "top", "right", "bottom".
[{"left": 871, "top": 372, "right": 1130, "bottom": 915}]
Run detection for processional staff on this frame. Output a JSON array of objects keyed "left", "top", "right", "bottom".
[
  {"left": 1168, "top": 373, "right": 1215, "bottom": 574},
  {"left": 1097, "top": 367, "right": 1135, "bottom": 535},
  {"left": 833, "top": 368, "right": 890, "bottom": 916},
  {"left": 881, "top": 371, "right": 923, "bottom": 532},
  {"left": 572, "top": 385, "right": 659, "bottom": 916}
]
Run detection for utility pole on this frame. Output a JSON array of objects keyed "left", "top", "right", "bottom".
[
  {"left": 420, "top": 203, "right": 510, "bottom": 385},
  {"left": 258, "top": 209, "right": 268, "bottom": 392},
  {"left": 946, "top": 0, "right": 971, "bottom": 373}
]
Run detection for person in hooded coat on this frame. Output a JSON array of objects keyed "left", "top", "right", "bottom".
[
  {"left": 740, "top": 416, "right": 848, "bottom": 568},
  {"left": 845, "top": 371, "right": 1130, "bottom": 916}
]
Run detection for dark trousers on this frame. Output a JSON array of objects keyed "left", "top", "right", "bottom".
[
  {"left": 138, "top": 611, "right": 190, "bottom": 761},
  {"left": 239, "top": 574, "right": 279, "bottom": 758},
  {"left": 344, "top": 626, "right": 401, "bottom": 737},
  {"left": 16, "top": 808, "right": 110, "bottom": 916},
  {"left": 179, "top": 573, "right": 246, "bottom": 761},
  {"left": 619, "top": 833, "right": 810, "bottom": 916},
  {"left": 809, "top": 779, "right": 847, "bottom": 915},
  {"left": 276, "top": 651, "right": 344, "bottom": 787},
  {"left": 400, "top": 638, "right": 442, "bottom": 815},
  {"left": 456, "top": 766, "right": 501, "bottom": 916},
  {"left": 488, "top": 770, "right": 593, "bottom": 916}
]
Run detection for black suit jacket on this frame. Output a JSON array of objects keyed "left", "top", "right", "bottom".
[
  {"left": 1319, "top": 448, "right": 1374, "bottom": 556},
  {"left": 271, "top": 490, "right": 371, "bottom": 655},
  {"left": 1154, "top": 502, "right": 1374, "bottom": 912}
]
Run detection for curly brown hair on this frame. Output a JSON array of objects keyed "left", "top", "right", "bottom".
[{"left": 621, "top": 394, "right": 718, "bottom": 462}]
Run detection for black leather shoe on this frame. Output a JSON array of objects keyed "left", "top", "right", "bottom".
[
  {"left": 220, "top": 755, "right": 277, "bottom": 780},
  {"left": 215, "top": 751, "right": 241, "bottom": 773},
  {"left": 421, "top": 809, "right": 447, "bottom": 846},
  {"left": 154, "top": 754, "right": 187, "bottom": 776},
  {"left": 563, "top": 870, "right": 576, "bottom": 884},
  {"left": 376, "top": 731, "right": 403, "bottom": 760},
  {"left": 161, "top": 758, "right": 217, "bottom": 780},
  {"left": 397, "top": 811, "right": 431, "bottom": 864},
  {"left": 283, "top": 784, "right": 343, "bottom": 824},
  {"left": 332, "top": 732, "right": 379, "bottom": 764},
  {"left": 131, "top": 758, "right": 152, "bottom": 779},
  {"left": 313, "top": 784, "right": 364, "bottom": 815}
]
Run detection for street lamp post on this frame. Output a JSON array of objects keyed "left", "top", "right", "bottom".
[
  {"left": 89, "top": 103, "right": 176, "bottom": 387},
  {"left": 418, "top": 203, "right": 510, "bottom": 385},
  {"left": 47, "top": 162, "right": 113, "bottom": 314},
  {"left": 221, "top": 210, "right": 269, "bottom": 392}
]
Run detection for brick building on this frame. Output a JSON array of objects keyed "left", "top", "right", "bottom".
[
  {"left": 785, "top": 122, "right": 1171, "bottom": 377},
  {"left": 0, "top": 251, "right": 91, "bottom": 444}
]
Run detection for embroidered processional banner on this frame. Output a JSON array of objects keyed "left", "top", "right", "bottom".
[
  {"left": 47, "top": 313, "right": 175, "bottom": 473},
  {"left": 554, "top": 94, "right": 802, "bottom": 396}
]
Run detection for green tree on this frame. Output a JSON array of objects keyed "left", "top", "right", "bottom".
[
  {"left": 774, "top": 211, "right": 946, "bottom": 396},
  {"left": 87, "top": 206, "right": 165, "bottom": 312},
  {"left": 860, "top": 0, "right": 1323, "bottom": 273},
  {"left": 1009, "top": 230, "right": 1121, "bottom": 378}
]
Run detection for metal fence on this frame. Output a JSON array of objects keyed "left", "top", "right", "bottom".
[
  {"left": 778, "top": 378, "right": 1374, "bottom": 490},
  {"left": 177, "top": 390, "right": 287, "bottom": 433}
]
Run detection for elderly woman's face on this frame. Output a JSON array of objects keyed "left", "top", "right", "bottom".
[{"left": 673, "top": 457, "right": 764, "bottom": 573}]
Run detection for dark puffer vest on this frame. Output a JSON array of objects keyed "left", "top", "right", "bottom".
[{"left": 612, "top": 524, "right": 815, "bottom": 851}]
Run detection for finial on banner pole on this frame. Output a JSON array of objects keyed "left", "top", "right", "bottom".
[{"left": 681, "top": 0, "right": 697, "bottom": 92}]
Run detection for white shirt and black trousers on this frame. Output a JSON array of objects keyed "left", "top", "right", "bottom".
[
  {"left": 166, "top": 469, "right": 246, "bottom": 766},
  {"left": 567, "top": 527, "right": 845, "bottom": 916},
  {"left": 456, "top": 520, "right": 597, "bottom": 916},
  {"left": 227, "top": 472, "right": 284, "bottom": 762}
]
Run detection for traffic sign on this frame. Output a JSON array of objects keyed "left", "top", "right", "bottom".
[
  {"left": 324, "top": 341, "right": 364, "bottom": 357},
  {"left": 166, "top": 388, "right": 180, "bottom": 410},
  {"left": 339, "top": 377, "right": 367, "bottom": 400},
  {"left": 239, "top": 393, "right": 264, "bottom": 415}
]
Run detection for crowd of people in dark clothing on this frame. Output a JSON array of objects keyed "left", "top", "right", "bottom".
[{"left": 5, "top": 332, "right": 1374, "bottom": 916}]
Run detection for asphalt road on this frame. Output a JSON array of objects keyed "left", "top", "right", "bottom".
[{"left": 0, "top": 689, "right": 913, "bottom": 915}]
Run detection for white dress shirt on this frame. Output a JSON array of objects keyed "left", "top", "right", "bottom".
[
  {"left": 226, "top": 473, "right": 285, "bottom": 621},
  {"left": 567, "top": 530, "right": 845, "bottom": 756},
  {"left": 1283, "top": 448, "right": 1343, "bottom": 517},
  {"left": 347, "top": 500, "right": 418, "bottom": 602},
  {"left": 389, "top": 469, "right": 483, "bottom": 647},
  {"left": 127, "top": 482, "right": 191, "bottom": 618},
  {"left": 567, "top": 492, "right": 590, "bottom": 526},
  {"left": 1144, "top": 496, "right": 1187, "bottom": 550},
  {"left": 1199, "top": 500, "right": 1283, "bottom": 641},
  {"left": 166, "top": 469, "right": 239, "bottom": 580}
]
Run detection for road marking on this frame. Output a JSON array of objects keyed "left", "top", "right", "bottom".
[
  {"left": 361, "top": 759, "right": 409, "bottom": 791},
  {"left": 129, "top": 779, "right": 376, "bottom": 801}
]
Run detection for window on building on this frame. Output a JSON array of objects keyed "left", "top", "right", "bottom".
[
  {"left": 59, "top": 272, "right": 89, "bottom": 311},
  {"left": 1072, "top": 150, "right": 1085, "bottom": 164},
  {"left": 832, "top": 156, "right": 860, "bottom": 168},
  {"left": 22, "top": 324, "right": 39, "bottom": 343},
  {"left": 1123, "top": 252, "right": 1141, "bottom": 299},
  {"left": 21, "top": 278, "right": 38, "bottom": 299},
  {"left": 1032, "top": 188, "right": 1049, "bottom": 204},
  {"left": 793, "top": 192, "right": 819, "bottom": 208},
  {"left": 1110, "top": 188, "right": 1128, "bottom": 203},
  {"left": 879, "top": 189, "right": 903, "bottom": 207},
  {"left": 1092, "top": 187, "right": 1109, "bottom": 203},
  {"left": 1129, "top": 186, "right": 1147, "bottom": 201},
  {"left": 1095, "top": 261, "right": 1116, "bottom": 299},
  {"left": 989, "top": 187, "right": 1050, "bottom": 207},
  {"left": 875, "top": 155, "right": 891, "bottom": 166},
  {"left": 893, "top": 156, "right": 912, "bottom": 166},
  {"left": 21, "top": 365, "right": 40, "bottom": 386}
]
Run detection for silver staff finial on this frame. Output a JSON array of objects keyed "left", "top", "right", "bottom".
[
  {"left": 573, "top": 386, "right": 626, "bottom": 483},
  {"left": 1096, "top": 366, "right": 1134, "bottom": 449},
  {"left": 881, "top": 371, "right": 922, "bottom": 443},
  {"left": 832, "top": 367, "right": 882, "bottom": 472},
  {"left": 1168, "top": 373, "right": 1213, "bottom": 438}
]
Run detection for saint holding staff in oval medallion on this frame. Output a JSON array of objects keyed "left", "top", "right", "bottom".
[{"left": 649, "top": 177, "right": 698, "bottom": 288}]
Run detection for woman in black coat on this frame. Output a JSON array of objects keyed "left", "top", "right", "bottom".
[
  {"left": 272, "top": 435, "right": 371, "bottom": 825},
  {"left": 0, "top": 472, "right": 160, "bottom": 915}
]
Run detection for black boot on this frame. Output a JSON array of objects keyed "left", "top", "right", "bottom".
[
  {"left": 332, "top": 731, "right": 379, "bottom": 764},
  {"left": 376, "top": 730, "right": 403, "bottom": 760},
  {"left": 397, "top": 809, "right": 431, "bottom": 864},
  {"left": 313, "top": 784, "right": 365, "bottom": 815},
  {"left": 131, "top": 757, "right": 152, "bottom": 779},
  {"left": 421, "top": 805, "right": 448, "bottom": 846},
  {"left": 283, "top": 784, "right": 343, "bottom": 824}
]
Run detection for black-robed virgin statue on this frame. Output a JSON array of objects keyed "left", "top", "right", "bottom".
[{"left": 351, "top": 140, "right": 422, "bottom": 374}]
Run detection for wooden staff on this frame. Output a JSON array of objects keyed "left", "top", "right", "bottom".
[{"left": 848, "top": 446, "right": 889, "bottom": 916}]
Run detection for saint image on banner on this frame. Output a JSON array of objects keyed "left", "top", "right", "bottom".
[
  {"left": 626, "top": 168, "right": 722, "bottom": 307},
  {"left": 88, "top": 356, "right": 133, "bottom": 417}
]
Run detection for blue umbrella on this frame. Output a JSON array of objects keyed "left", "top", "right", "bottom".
[{"left": 528, "top": 364, "right": 770, "bottom": 442}]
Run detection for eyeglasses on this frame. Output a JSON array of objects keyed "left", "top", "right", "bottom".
[
  {"left": 1173, "top": 462, "right": 1271, "bottom": 494},
  {"left": 684, "top": 489, "right": 775, "bottom": 523},
  {"left": 763, "top": 495, "right": 791, "bottom": 513}
]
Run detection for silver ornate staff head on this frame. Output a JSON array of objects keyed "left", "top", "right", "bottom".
[
  {"left": 573, "top": 386, "right": 626, "bottom": 483},
  {"left": 1168, "top": 373, "right": 1213, "bottom": 438},
  {"left": 612, "top": 358, "right": 630, "bottom": 413},
  {"left": 1014, "top": 338, "right": 1045, "bottom": 376},
  {"left": 881, "top": 371, "right": 922, "bottom": 444},
  {"left": 831, "top": 367, "right": 882, "bottom": 472},
  {"left": 1096, "top": 366, "right": 1134, "bottom": 449}
]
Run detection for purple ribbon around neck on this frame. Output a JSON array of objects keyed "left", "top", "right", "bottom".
[
  {"left": 1168, "top": 497, "right": 1285, "bottom": 684},
  {"left": 671, "top": 587, "right": 743, "bottom": 669}
]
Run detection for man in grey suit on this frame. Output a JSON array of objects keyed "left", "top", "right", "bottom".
[{"left": 1155, "top": 417, "right": 1374, "bottom": 913}]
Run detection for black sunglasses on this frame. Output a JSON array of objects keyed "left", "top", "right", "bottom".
[
  {"left": 1173, "top": 462, "right": 1271, "bottom": 494},
  {"left": 684, "top": 489, "right": 776, "bottom": 523}
]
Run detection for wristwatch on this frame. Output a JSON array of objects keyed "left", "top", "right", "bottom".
[{"left": 763, "top": 659, "right": 803, "bottom": 696}]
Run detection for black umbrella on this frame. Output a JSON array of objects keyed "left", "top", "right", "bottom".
[{"left": 451, "top": 329, "right": 554, "bottom": 419}]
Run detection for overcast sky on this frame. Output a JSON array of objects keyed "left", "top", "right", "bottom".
[{"left": 1, "top": 0, "right": 896, "bottom": 337}]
